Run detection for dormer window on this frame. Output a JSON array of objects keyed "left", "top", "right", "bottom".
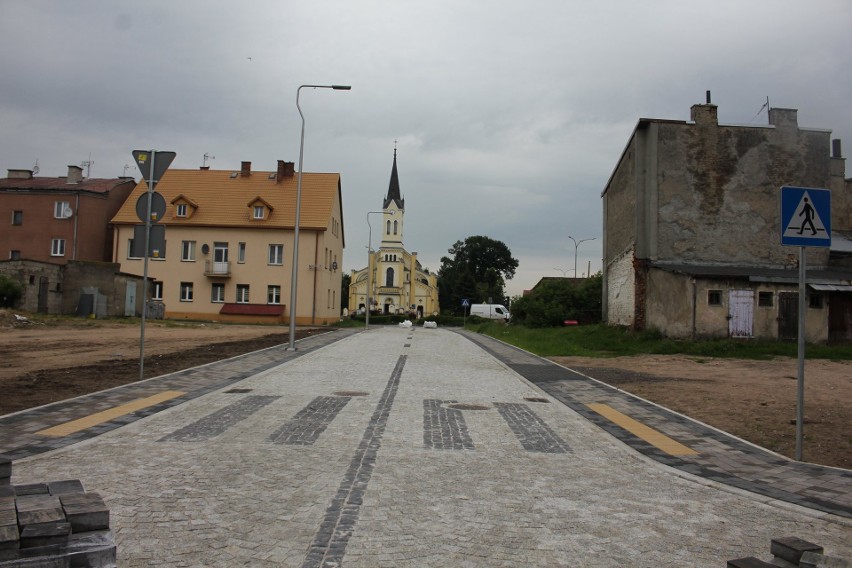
[
  {"left": 171, "top": 195, "right": 199, "bottom": 219},
  {"left": 247, "top": 197, "right": 273, "bottom": 221}
]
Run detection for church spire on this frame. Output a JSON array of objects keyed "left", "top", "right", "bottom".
[{"left": 383, "top": 144, "right": 404, "bottom": 210}]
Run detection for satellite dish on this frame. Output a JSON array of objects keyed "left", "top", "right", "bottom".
[{"left": 201, "top": 244, "right": 210, "bottom": 255}]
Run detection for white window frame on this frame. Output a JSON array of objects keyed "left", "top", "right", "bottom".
[
  {"left": 211, "top": 283, "right": 225, "bottom": 303},
  {"left": 268, "top": 285, "right": 281, "bottom": 305},
  {"left": 180, "top": 282, "right": 194, "bottom": 302},
  {"left": 181, "top": 240, "right": 196, "bottom": 262},
  {"left": 176, "top": 204, "right": 188, "bottom": 217},
  {"left": 253, "top": 205, "right": 265, "bottom": 220},
  {"left": 236, "top": 284, "right": 250, "bottom": 304},
  {"left": 50, "top": 238, "right": 66, "bottom": 257},
  {"left": 54, "top": 201, "right": 72, "bottom": 219},
  {"left": 268, "top": 244, "right": 283, "bottom": 265},
  {"left": 152, "top": 281, "right": 163, "bottom": 301},
  {"left": 127, "top": 239, "right": 141, "bottom": 259},
  {"left": 238, "top": 242, "right": 246, "bottom": 263}
]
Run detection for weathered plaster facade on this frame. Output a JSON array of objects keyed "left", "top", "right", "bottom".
[{"left": 602, "top": 99, "right": 852, "bottom": 341}]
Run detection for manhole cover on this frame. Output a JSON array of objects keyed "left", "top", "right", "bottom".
[
  {"left": 333, "top": 391, "right": 369, "bottom": 397},
  {"left": 524, "top": 397, "right": 550, "bottom": 403},
  {"left": 225, "top": 388, "right": 253, "bottom": 394},
  {"left": 447, "top": 403, "right": 491, "bottom": 411}
]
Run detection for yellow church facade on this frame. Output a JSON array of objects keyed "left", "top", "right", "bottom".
[{"left": 348, "top": 151, "right": 439, "bottom": 318}]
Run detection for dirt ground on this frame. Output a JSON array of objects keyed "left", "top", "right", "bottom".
[
  {"left": 550, "top": 355, "right": 851, "bottom": 470},
  {"left": 0, "top": 310, "right": 849, "bottom": 469}
]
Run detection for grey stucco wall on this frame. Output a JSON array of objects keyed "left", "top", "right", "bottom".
[{"left": 654, "top": 116, "right": 834, "bottom": 267}]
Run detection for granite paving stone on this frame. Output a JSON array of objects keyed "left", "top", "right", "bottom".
[{"left": 2, "top": 327, "right": 849, "bottom": 567}]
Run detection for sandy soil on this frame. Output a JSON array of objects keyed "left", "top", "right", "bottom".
[
  {"left": 550, "top": 355, "right": 851, "bottom": 469},
  {"left": 0, "top": 310, "right": 848, "bottom": 469}
]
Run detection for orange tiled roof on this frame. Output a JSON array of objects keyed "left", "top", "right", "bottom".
[{"left": 111, "top": 167, "right": 341, "bottom": 231}]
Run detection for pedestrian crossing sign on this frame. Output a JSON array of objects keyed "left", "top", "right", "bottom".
[{"left": 781, "top": 186, "right": 831, "bottom": 248}]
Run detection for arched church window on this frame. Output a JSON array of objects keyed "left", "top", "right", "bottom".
[
  {"left": 393, "top": 220, "right": 398, "bottom": 235},
  {"left": 386, "top": 220, "right": 391, "bottom": 234},
  {"left": 385, "top": 267, "right": 394, "bottom": 287}
]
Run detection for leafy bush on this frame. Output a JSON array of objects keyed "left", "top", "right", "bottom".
[
  {"left": 510, "top": 273, "right": 602, "bottom": 327},
  {"left": 0, "top": 275, "right": 23, "bottom": 308}
]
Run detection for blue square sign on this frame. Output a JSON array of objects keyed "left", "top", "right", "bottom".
[{"left": 781, "top": 186, "right": 831, "bottom": 247}]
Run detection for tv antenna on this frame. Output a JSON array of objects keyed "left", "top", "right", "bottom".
[
  {"left": 81, "top": 153, "right": 94, "bottom": 177},
  {"left": 203, "top": 153, "right": 215, "bottom": 167}
]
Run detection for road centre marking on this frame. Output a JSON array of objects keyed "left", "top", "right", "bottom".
[
  {"left": 37, "top": 391, "right": 186, "bottom": 437},
  {"left": 586, "top": 403, "right": 698, "bottom": 456}
]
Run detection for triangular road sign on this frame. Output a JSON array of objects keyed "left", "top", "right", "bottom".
[
  {"left": 132, "top": 150, "right": 176, "bottom": 184},
  {"left": 781, "top": 186, "right": 831, "bottom": 247}
]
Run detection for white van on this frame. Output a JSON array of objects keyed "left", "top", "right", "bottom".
[{"left": 470, "top": 304, "right": 511, "bottom": 321}]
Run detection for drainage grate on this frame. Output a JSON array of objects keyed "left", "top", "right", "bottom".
[
  {"left": 332, "top": 391, "right": 369, "bottom": 397},
  {"left": 524, "top": 397, "right": 550, "bottom": 403},
  {"left": 225, "top": 388, "right": 253, "bottom": 394},
  {"left": 447, "top": 403, "right": 491, "bottom": 411}
]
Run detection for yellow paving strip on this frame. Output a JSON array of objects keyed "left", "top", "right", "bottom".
[
  {"left": 586, "top": 403, "right": 698, "bottom": 456},
  {"left": 37, "top": 390, "right": 186, "bottom": 437}
]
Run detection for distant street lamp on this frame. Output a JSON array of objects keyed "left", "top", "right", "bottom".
[
  {"left": 567, "top": 236, "right": 595, "bottom": 279},
  {"left": 288, "top": 84, "right": 351, "bottom": 350},
  {"left": 553, "top": 267, "right": 574, "bottom": 277},
  {"left": 366, "top": 210, "right": 394, "bottom": 330}
]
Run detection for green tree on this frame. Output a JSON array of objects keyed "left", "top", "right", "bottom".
[
  {"left": 340, "top": 273, "right": 351, "bottom": 311},
  {"left": 0, "top": 275, "right": 23, "bottom": 308},
  {"left": 510, "top": 273, "right": 602, "bottom": 327},
  {"left": 438, "top": 236, "right": 518, "bottom": 312}
]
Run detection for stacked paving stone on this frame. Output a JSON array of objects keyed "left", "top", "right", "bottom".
[
  {"left": 0, "top": 456, "right": 115, "bottom": 568},
  {"left": 728, "top": 536, "right": 850, "bottom": 568}
]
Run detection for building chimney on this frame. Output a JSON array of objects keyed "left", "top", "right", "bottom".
[
  {"left": 240, "top": 161, "right": 251, "bottom": 177},
  {"left": 832, "top": 139, "right": 842, "bottom": 158},
  {"left": 768, "top": 107, "right": 798, "bottom": 129},
  {"left": 66, "top": 165, "right": 83, "bottom": 184},
  {"left": 276, "top": 160, "right": 295, "bottom": 182},
  {"left": 200, "top": 166, "right": 210, "bottom": 171},
  {"left": 690, "top": 103, "right": 718, "bottom": 126},
  {"left": 7, "top": 169, "right": 34, "bottom": 180},
  {"left": 706, "top": 90, "right": 712, "bottom": 104}
]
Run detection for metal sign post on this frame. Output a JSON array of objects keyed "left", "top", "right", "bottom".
[
  {"left": 780, "top": 185, "right": 831, "bottom": 461},
  {"left": 132, "top": 150, "right": 176, "bottom": 380}
]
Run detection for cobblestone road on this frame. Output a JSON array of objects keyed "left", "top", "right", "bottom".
[{"left": 9, "top": 327, "right": 852, "bottom": 566}]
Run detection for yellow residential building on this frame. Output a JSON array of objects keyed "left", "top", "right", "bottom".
[{"left": 111, "top": 160, "right": 344, "bottom": 325}]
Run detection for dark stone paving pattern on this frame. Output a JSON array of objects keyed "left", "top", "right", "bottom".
[
  {"left": 457, "top": 330, "right": 852, "bottom": 519},
  {"left": 494, "top": 402, "right": 572, "bottom": 454},
  {"left": 0, "top": 329, "right": 361, "bottom": 460},
  {"left": 423, "top": 399, "right": 475, "bottom": 450},
  {"left": 301, "top": 355, "right": 407, "bottom": 568},
  {"left": 159, "top": 395, "right": 280, "bottom": 442},
  {"left": 270, "top": 396, "right": 352, "bottom": 446}
]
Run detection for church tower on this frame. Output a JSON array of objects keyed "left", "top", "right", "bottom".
[
  {"left": 381, "top": 147, "right": 404, "bottom": 247},
  {"left": 348, "top": 146, "right": 439, "bottom": 318}
]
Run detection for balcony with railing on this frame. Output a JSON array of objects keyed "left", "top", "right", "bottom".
[{"left": 205, "top": 260, "right": 231, "bottom": 278}]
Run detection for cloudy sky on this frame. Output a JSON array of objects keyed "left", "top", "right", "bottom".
[{"left": 2, "top": 1, "right": 850, "bottom": 296}]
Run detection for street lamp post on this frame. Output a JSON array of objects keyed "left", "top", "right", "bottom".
[
  {"left": 365, "top": 210, "right": 393, "bottom": 330},
  {"left": 567, "top": 235, "right": 595, "bottom": 278},
  {"left": 288, "top": 84, "right": 351, "bottom": 351}
]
